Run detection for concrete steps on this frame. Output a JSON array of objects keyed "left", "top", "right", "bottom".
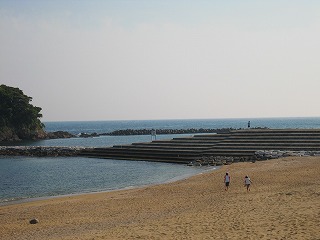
[
  {"left": 81, "top": 147, "right": 196, "bottom": 163},
  {"left": 79, "top": 129, "right": 320, "bottom": 163}
]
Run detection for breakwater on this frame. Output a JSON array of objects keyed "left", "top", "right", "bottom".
[
  {"left": 191, "top": 150, "right": 320, "bottom": 166},
  {"left": 3, "top": 129, "right": 320, "bottom": 164},
  {"left": 0, "top": 146, "right": 87, "bottom": 157},
  {"left": 104, "top": 128, "right": 233, "bottom": 136},
  {"left": 30, "top": 128, "right": 238, "bottom": 139},
  {"left": 80, "top": 129, "right": 320, "bottom": 164},
  {"left": 79, "top": 128, "right": 267, "bottom": 137}
]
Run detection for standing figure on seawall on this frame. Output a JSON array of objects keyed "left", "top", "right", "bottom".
[
  {"left": 248, "top": 121, "right": 251, "bottom": 128},
  {"left": 224, "top": 172, "right": 231, "bottom": 191},
  {"left": 244, "top": 175, "right": 252, "bottom": 192}
]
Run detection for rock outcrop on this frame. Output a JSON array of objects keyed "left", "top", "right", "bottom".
[
  {"left": 46, "top": 131, "right": 76, "bottom": 139},
  {"left": 0, "top": 126, "right": 47, "bottom": 142}
]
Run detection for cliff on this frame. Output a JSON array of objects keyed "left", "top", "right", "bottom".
[{"left": 0, "top": 126, "right": 47, "bottom": 142}]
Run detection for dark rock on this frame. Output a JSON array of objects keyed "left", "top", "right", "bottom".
[
  {"left": 78, "top": 132, "right": 99, "bottom": 138},
  {"left": 0, "top": 127, "right": 21, "bottom": 142},
  {"left": 46, "top": 131, "right": 75, "bottom": 139},
  {"left": 29, "top": 218, "right": 39, "bottom": 224}
]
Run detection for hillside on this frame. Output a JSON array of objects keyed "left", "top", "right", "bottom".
[{"left": 0, "top": 85, "right": 46, "bottom": 142}]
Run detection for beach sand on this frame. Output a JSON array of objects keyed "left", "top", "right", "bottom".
[{"left": 0, "top": 156, "right": 319, "bottom": 240}]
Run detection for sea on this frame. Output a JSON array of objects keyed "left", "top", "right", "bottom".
[{"left": 1, "top": 117, "right": 320, "bottom": 205}]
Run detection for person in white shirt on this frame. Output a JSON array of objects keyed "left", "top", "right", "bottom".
[
  {"left": 244, "top": 175, "right": 252, "bottom": 192},
  {"left": 224, "top": 172, "right": 231, "bottom": 191}
]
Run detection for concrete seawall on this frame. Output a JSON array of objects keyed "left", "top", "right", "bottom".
[
  {"left": 2, "top": 129, "right": 320, "bottom": 164},
  {"left": 80, "top": 129, "right": 320, "bottom": 164}
]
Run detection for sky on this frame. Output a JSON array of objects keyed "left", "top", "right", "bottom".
[{"left": 1, "top": 0, "right": 320, "bottom": 121}]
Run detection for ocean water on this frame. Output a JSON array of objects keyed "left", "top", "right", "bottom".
[
  {"left": 1, "top": 117, "right": 320, "bottom": 205},
  {"left": 43, "top": 117, "right": 320, "bottom": 135},
  {"left": 0, "top": 156, "right": 211, "bottom": 205}
]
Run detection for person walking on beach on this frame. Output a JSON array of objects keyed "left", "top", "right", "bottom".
[
  {"left": 244, "top": 175, "right": 252, "bottom": 192},
  {"left": 224, "top": 172, "right": 231, "bottom": 191}
]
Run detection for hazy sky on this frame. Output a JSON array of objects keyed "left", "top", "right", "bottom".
[{"left": 1, "top": 0, "right": 320, "bottom": 121}]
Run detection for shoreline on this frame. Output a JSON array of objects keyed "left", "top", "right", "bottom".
[
  {"left": 0, "top": 164, "right": 218, "bottom": 207},
  {"left": 1, "top": 156, "right": 319, "bottom": 240}
]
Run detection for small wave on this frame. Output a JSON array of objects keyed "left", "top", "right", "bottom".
[{"left": 0, "top": 196, "right": 29, "bottom": 206}]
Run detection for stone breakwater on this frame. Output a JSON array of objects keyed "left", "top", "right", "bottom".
[
  {"left": 0, "top": 146, "right": 87, "bottom": 157},
  {"left": 254, "top": 150, "right": 320, "bottom": 160},
  {"left": 78, "top": 128, "right": 268, "bottom": 137},
  {"left": 103, "top": 128, "right": 234, "bottom": 136},
  {"left": 39, "top": 128, "right": 237, "bottom": 139},
  {"left": 187, "top": 150, "right": 320, "bottom": 166}
]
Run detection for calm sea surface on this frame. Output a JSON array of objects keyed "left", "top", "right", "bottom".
[{"left": 1, "top": 117, "right": 319, "bottom": 204}]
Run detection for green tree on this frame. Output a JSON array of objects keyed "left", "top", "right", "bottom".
[{"left": 0, "top": 85, "right": 44, "bottom": 140}]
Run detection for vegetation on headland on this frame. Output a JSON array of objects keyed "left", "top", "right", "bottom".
[{"left": 0, "top": 85, "right": 46, "bottom": 141}]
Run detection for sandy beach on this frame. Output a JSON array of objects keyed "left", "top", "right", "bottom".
[{"left": 0, "top": 156, "right": 319, "bottom": 240}]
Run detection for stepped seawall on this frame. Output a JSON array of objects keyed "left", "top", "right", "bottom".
[
  {"left": 2, "top": 129, "right": 320, "bottom": 164},
  {"left": 79, "top": 129, "right": 320, "bottom": 164}
]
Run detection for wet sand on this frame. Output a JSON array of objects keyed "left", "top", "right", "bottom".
[{"left": 0, "top": 156, "right": 319, "bottom": 239}]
